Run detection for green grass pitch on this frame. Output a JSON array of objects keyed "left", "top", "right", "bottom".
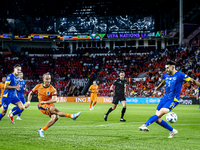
[{"left": 0, "top": 103, "right": 200, "bottom": 150}]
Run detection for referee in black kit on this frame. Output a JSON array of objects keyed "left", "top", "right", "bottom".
[{"left": 104, "top": 71, "right": 128, "bottom": 122}]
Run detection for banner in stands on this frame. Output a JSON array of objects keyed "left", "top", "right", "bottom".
[
  {"left": 0, "top": 34, "right": 105, "bottom": 40},
  {"left": 106, "top": 32, "right": 155, "bottom": 38},
  {"left": 61, "top": 34, "right": 106, "bottom": 40},
  {"left": 71, "top": 78, "right": 89, "bottom": 87}
]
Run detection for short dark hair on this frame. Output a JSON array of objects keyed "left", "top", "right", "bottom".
[
  {"left": 43, "top": 72, "right": 51, "bottom": 78},
  {"left": 166, "top": 60, "right": 176, "bottom": 66},
  {"left": 120, "top": 71, "right": 125, "bottom": 74},
  {"left": 14, "top": 64, "right": 21, "bottom": 68}
]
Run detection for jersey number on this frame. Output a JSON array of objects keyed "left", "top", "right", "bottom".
[{"left": 168, "top": 81, "right": 170, "bottom": 87}]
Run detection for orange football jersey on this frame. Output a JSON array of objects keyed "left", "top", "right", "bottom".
[
  {"left": 89, "top": 85, "right": 98, "bottom": 94},
  {"left": 0, "top": 82, "right": 5, "bottom": 100},
  {"left": 32, "top": 83, "right": 57, "bottom": 103}
]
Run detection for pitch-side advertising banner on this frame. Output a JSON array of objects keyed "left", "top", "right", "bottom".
[
  {"left": 56, "top": 97, "right": 161, "bottom": 104},
  {"left": 56, "top": 97, "right": 113, "bottom": 103},
  {"left": 56, "top": 97, "right": 199, "bottom": 105}
]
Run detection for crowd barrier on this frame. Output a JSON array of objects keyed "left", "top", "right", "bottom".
[{"left": 28, "top": 96, "right": 199, "bottom": 105}]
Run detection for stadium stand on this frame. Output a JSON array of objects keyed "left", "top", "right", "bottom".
[{"left": 1, "top": 46, "right": 200, "bottom": 97}]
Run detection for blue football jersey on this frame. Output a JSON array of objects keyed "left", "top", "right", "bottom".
[
  {"left": 3, "top": 73, "right": 19, "bottom": 98},
  {"left": 162, "top": 71, "right": 190, "bottom": 101},
  {"left": 16, "top": 79, "right": 26, "bottom": 98}
]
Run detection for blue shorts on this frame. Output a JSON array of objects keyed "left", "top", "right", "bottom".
[
  {"left": 2, "top": 96, "right": 21, "bottom": 109},
  {"left": 19, "top": 97, "right": 25, "bottom": 104},
  {"left": 157, "top": 99, "right": 179, "bottom": 111}
]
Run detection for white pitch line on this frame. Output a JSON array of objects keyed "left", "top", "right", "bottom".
[
  {"left": 97, "top": 122, "right": 144, "bottom": 127},
  {"left": 0, "top": 123, "right": 200, "bottom": 129}
]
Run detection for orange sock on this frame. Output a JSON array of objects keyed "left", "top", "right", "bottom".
[
  {"left": 92, "top": 102, "right": 96, "bottom": 107},
  {"left": 42, "top": 125, "right": 48, "bottom": 131},
  {"left": 90, "top": 103, "right": 92, "bottom": 109},
  {"left": 65, "top": 113, "right": 72, "bottom": 118}
]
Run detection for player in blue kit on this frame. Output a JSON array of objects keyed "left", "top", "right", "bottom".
[
  {"left": 9, "top": 72, "right": 27, "bottom": 120},
  {"left": 139, "top": 61, "right": 200, "bottom": 138},
  {"left": 0, "top": 64, "right": 25, "bottom": 124}
]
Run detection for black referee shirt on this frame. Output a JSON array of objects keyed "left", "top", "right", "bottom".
[{"left": 113, "top": 78, "right": 127, "bottom": 95}]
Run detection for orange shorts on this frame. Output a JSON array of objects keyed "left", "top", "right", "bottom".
[
  {"left": 38, "top": 103, "right": 55, "bottom": 117},
  {"left": 90, "top": 94, "right": 97, "bottom": 101}
]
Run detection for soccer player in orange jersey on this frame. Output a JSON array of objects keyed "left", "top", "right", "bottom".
[
  {"left": 0, "top": 77, "right": 6, "bottom": 107},
  {"left": 25, "top": 73, "right": 81, "bottom": 137},
  {"left": 89, "top": 80, "right": 98, "bottom": 110}
]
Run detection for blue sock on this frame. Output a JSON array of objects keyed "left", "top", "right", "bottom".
[
  {"left": 13, "top": 108, "right": 23, "bottom": 116},
  {"left": 144, "top": 115, "right": 159, "bottom": 126},
  {"left": 157, "top": 120, "right": 173, "bottom": 131},
  {"left": 11, "top": 106, "right": 18, "bottom": 112},
  {"left": 0, "top": 113, "right": 4, "bottom": 120},
  {"left": 18, "top": 112, "right": 22, "bottom": 117}
]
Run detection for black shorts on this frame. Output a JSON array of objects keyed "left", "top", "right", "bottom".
[{"left": 112, "top": 95, "right": 126, "bottom": 105}]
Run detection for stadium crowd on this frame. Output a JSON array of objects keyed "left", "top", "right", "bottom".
[{"left": 0, "top": 46, "right": 200, "bottom": 97}]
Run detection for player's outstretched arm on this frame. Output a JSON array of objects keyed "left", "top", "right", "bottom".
[
  {"left": 153, "top": 80, "right": 165, "bottom": 94},
  {"left": 40, "top": 96, "right": 57, "bottom": 105},
  {"left": 25, "top": 91, "right": 34, "bottom": 108},
  {"left": 189, "top": 78, "right": 200, "bottom": 87}
]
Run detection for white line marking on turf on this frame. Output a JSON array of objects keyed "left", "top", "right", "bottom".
[
  {"left": 97, "top": 122, "right": 144, "bottom": 127},
  {"left": 1, "top": 123, "right": 200, "bottom": 129}
]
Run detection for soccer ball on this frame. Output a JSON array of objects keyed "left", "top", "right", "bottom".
[{"left": 166, "top": 112, "right": 178, "bottom": 123}]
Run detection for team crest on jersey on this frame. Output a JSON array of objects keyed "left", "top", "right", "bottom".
[
  {"left": 173, "top": 77, "right": 177, "bottom": 80},
  {"left": 7, "top": 77, "right": 10, "bottom": 80},
  {"left": 46, "top": 91, "right": 50, "bottom": 95}
]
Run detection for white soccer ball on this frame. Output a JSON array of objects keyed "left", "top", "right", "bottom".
[{"left": 166, "top": 112, "right": 178, "bottom": 123}]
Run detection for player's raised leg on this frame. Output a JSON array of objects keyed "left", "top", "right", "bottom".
[{"left": 49, "top": 106, "right": 81, "bottom": 121}]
